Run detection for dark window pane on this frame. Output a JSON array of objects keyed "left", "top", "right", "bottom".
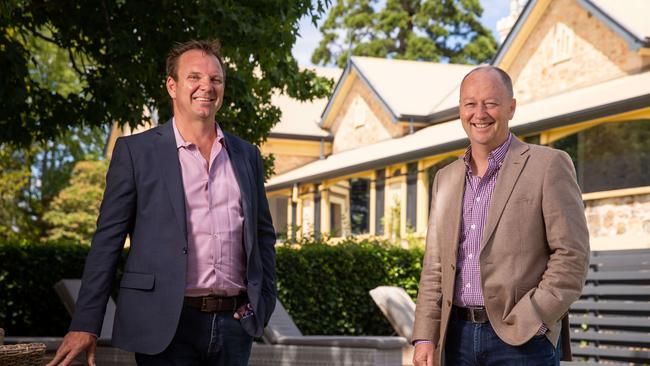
[
  {"left": 330, "top": 203, "right": 342, "bottom": 237},
  {"left": 350, "top": 178, "right": 370, "bottom": 234},
  {"left": 552, "top": 120, "right": 650, "bottom": 193},
  {"left": 427, "top": 156, "right": 459, "bottom": 213},
  {"left": 523, "top": 134, "right": 541, "bottom": 145}
]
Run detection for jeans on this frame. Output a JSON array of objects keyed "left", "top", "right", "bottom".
[
  {"left": 135, "top": 306, "right": 253, "bottom": 366},
  {"left": 445, "top": 309, "right": 560, "bottom": 366}
]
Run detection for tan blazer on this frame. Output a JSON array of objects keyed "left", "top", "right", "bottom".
[{"left": 412, "top": 137, "right": 589, "bottom": 364}]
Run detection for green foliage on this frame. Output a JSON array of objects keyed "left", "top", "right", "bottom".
[
  {"left": 1, "top": 1, "right": 332, "bottom": 151},
  {"left": 277, "top": 236, "right": 423, "bottom": 335},
  {"left": 0, "top": 148, "right": 32, "bottom": 240},
  {"left": 0, "top": 240, "right": 89, "bottom": 336},
  {"left": 43, "top": 160, "right": 108, "bottom": 244},
  {"left": 0, "top": 126, "right": 107, "bottom": 242},
  {"left": 312, "top": 0, "right": 497, "bottom": 67},
  {"left": 0, "top": 237, "right": 423, "bottom": 336}
]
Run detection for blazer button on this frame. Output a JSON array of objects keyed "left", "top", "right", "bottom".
[
  {"left": 182, "top": 247, "right": 188, "bottom": 254},
  {"left": 447, "top": 299, "right": 452, "bottom": 307},
  {"left": 451, "top": 264, "right": 455, "bottom": 270}
]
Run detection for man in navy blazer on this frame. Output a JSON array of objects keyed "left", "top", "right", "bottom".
[{"left": 48, "top": 40, "right": 277, "bottom": 365}]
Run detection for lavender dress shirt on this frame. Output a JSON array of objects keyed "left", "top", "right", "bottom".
[
  {"left": 173, "top": 120, "right": 247, "bottom": 297},
  {"left": 454, "top": 134, "right": 512, "bottom": 307}
]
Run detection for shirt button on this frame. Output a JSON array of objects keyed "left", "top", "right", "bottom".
[
  {"left": 182, "top": 247, "right": 188, "bottom": 254},
  {"left": 476, "top": 197, "right": 481, "bottom": 202},
  {"left": 213, "top": 234, "right": 218, "bottom": 238},
  {"left": 468, "top": 253, "right": 473, "bottom": 259},
  {"left": 466, "top": 283, "right": 471, "bottom": 288},
  {"left": 470, "top": 224, "right": 476, "bottom": 230}
]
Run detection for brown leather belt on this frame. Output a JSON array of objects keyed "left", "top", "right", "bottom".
[
  {"left": 454, "top": 305, "right": 489, "bottom": 323},
  {"left": 184, "top": 294, "right": 247, "bottom": 313}
]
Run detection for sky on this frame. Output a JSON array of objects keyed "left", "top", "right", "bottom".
[{"left": 292, "top": 0, "right": 512, "bottom": 67}]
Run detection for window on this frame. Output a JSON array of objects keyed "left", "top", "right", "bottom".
[
  {"left": 350, "top": 178, "right": 370, "bottom": 234},
  {"left": 352, "top": 97, "right": 366, "bottom": 128},
  {"left": 551, "top": 23, "right": 574, "bottom": 64},
  {"left": 268, "top": 196, "right": 288, "bottom": 237},
  {"left": 523, "top": 134, "right": 541, "bottom": 145},
  {"left": 330, "top": 203, "right": 342, "bottom": 237},
  {"left": 551, "top": 120, "right": 650, "bottom": 193},
  {"left": 427, "top": 156, "right": 459, "bottom": 211}
]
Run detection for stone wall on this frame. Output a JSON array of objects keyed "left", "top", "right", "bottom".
[
  {"left": 585, "top": 193, "right": 650, "bottom": 250},
  {"left": 331, "top": 78, "right": 405, "bottom": 154},
  {"left": 272, "top": 154, "right": 319, "bottom": 175},
  {"left": 509, "top": 0, "right": 646, "bottom": 103}
]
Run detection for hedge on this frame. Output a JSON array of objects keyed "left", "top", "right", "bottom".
[{"left": 0, "top": 238, "right": 423, "bottom": 336}]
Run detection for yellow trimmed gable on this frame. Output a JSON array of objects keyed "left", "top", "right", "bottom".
[
  {"left": 496, "top": 0, "right": 650, "bottom": 103},
  {"left": 323, "top": 68, "right": 407, "bottom": 154}
]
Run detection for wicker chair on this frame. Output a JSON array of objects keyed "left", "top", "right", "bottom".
[
  {"left": 0, "top": 342, "right": 47, "bottom": 366},
  {"left": 0, "top": 327, "right": 4, "bottom": 345}
]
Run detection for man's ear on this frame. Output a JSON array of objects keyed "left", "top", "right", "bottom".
[
  {"left": 166, "top": 76, "right": 177, "bottom": 99},
  {"left": 509, "top": 98, "right": 517, "bottom": 119}
]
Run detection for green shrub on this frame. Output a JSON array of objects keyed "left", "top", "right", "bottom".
[
  {"left": 0, "top": 237, "right": 424, "bottom": 337},
  {"left": 0, "top": 241, "right": 89, "bottom": 336},
  {"left": 277, "top": 236, "right": 423, "bottom": 335}
]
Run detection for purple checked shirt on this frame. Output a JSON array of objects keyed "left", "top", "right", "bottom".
[
  {"left": 454, "top": 133, "right": 512, "bottom": 307},
  {"left": 173, "top": 120, "right": 247, "bottom": 297}
]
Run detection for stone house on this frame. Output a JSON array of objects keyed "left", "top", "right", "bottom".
[{"left": 264, "top": 0, "right": 650, "bottom": 251}]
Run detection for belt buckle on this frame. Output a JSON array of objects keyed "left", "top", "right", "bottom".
[
  {"left": 469, "top": 308, "right": 479, "bottom": 323},
  {"left": 201, "top": 297, "right": 220, "bottom": 312},
  {"left": 468, "top": 307, "right": 486, "bottom": 323}
]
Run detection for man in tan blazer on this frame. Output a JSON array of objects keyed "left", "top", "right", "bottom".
[{"left": 412, "top": 66, "right": 589, "bottom": 366}]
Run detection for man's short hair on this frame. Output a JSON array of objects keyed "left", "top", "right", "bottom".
[
  {"left": 166, "top": 39, "right": 225, "bottom": 81},
  {"left": 461, "top": 66, "right": 514, "bottom": 98}
]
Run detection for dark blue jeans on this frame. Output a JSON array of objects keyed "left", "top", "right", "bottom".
[
  {"left": 135, "top": 306, "right": 253, "bottom": 366},
  {"left": 445, "top": 311, "right": 560, "bottom": 366}
]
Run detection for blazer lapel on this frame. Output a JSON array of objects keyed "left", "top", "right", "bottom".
[
  {"left": 156, "top": 121, "right": 188, "bottom": 241},
  {"left": 223, "top": 133, "right": 254, "bottom": 257},
  {"left": 481, "top": 138, "right": 529, "bottom": 248},
  {"left": 446, "top": 160, "right": 467, "bottom": 262}
]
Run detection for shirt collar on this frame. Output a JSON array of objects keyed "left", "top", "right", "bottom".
[
  {"left": 463, "top": 133, "right": 513, "bottom": 173},
  {"left": 172, "top": 118, "right": 225, "bottom": 149}
]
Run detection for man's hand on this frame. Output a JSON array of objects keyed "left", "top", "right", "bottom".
[
  {"left": 233, "top": 302, "right": 254, "bottom": 320},
  {"left": 47, "top": 331, "right": 97, "bottom": 366},
  {"left": 413, "top": 342, "right": 437, "bottom": 366}
]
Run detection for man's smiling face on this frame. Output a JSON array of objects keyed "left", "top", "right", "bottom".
[
  {"left": 166, "top": 49, "right": 224, "bottom": 122},
  {"left": 459, "top": 69, "right": 516, "bottom": 152}
]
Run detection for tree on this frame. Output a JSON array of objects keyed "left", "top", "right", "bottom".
[
  {"left": 1, "top": 1, "right": 332, "bottom": 149},
  {"left": 0, "top": 124, "right": 107, "bottom": 242},
  {"left": 311, "top": 0, "right": 497, "bottom": 67},
  {"left": 0, "top": 146, "right": 33, "bottom": 240},
  {"left": 43, "top": 160, "right": 108, "bottom": 244}
]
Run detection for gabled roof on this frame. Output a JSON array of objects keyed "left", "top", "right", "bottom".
[
  {"left": 320, "top": 57, "right": 473, "bottom": 126},
  {"left": 493, "top": 0, "right": 650, "bottom": 68},
  {"left": 269, "top": 67, "right": 341, "bottom": 139},
  {"left": 587, "top": 0, "right": 650, "bottom": 43},
  {"left": 266, "top": 69, "right": 650, "bottom": 191}
]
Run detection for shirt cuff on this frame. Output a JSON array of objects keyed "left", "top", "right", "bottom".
[
  {"left": 536, "top": 324, "right": 548, "bottom": 336},
  {"left": 413, "top": 340, "right": 433, "bottom": 346}
]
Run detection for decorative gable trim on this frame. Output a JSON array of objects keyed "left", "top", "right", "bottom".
[
  {"left": 493, "top": 0, "right": 650, "bottom": 70},
  {"left": 320, "top": 60, "right": 397, "bottom": 129}
]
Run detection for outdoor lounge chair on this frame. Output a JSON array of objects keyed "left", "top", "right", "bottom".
[
  {"left": 54, "top": 279, "right": 116, "bottom": 344},
  {"left": 369, "top": 286, "right": 415, "bottom": 340},
  {"left": 249, "top": 299, "right": 408, "bottom": 366},
  {"left": 54, "top": 279, "right": 136, "bottom": 366}
]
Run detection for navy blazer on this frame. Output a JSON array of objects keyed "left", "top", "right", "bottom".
[{"left": 70, "top": 120, "right": 277, "bottom": 354}]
